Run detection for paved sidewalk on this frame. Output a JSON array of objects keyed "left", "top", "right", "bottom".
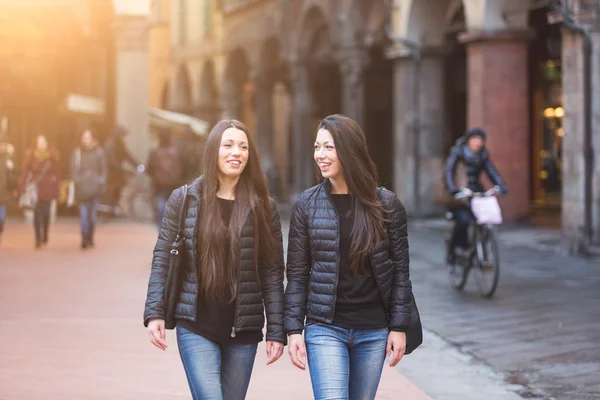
[{"left": 0, "top": 222, "right": 429, "bottom": 400}]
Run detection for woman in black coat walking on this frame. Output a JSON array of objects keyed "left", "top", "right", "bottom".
[
  {"left": 143, "top": 119, "right": 285, "bottom": 400},
  {"left": 285, "top": 114, "right": 412, "bottom": 400}
]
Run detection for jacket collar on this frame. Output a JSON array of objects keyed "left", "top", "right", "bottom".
[{"left": 187, "top": 176, "right": 203, "bottom": 199}]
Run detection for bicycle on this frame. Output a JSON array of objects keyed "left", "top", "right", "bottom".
[
  {"left": 97, "top": 164, "right": 154, "bottom": 224},
  {"left": 445, "top": 187, "right": 503, "bottom": 298}
]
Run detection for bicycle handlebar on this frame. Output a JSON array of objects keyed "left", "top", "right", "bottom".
[{"left": 454, "top": 186, "right": 501, "bottom": 200}]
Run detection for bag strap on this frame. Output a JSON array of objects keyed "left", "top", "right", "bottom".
[
  {"left": 175, "top": 184, "right": 190, "bottom": 241},
  {"left": 31, "top": 160, "right": 52, "bottom": 185}
]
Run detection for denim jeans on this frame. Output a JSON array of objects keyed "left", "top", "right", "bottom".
[
  {"left": 0, "top": 203, "right": 5, "bottom": 235},
  {"left": 34, "top": 200, "right": 52, "bottom": 243},
  {"left": 305, "top": 323, "right": 389, "bottom": 400},
  {"left": 79, "top": 199, "right": 98, "bottom": 238},
  {"left": 155, "top": 191, "right": 169, "bottom": 229},
  {"left": 176, "top": 326, "right": 258, "bottom": 400},
  {"left": 450, "top": 208, "right": 474, "bottom": 251}
]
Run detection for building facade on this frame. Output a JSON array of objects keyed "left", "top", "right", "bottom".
[
  {"left": 0, "top": 0, "right": 151, "bottom": 178},
  {"left": 161, "top": 0, "right": 600, "bottom": 251}
]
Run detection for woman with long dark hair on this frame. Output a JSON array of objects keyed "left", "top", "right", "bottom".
[
  {"left": 144, "top": 120, "right": 285, "bottom": 400},
  {"left": 285, "top": 114, "right": 412, "bottom": 400},
  {"left": 18, "top": 135, "right": 61, "bottom": 248}
]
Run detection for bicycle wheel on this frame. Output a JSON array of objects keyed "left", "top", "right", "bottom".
[
  {"left": 474, "top": 225, "right": 500, "bottom": 298},
  {"left": 446, "top": 230, "right": 470, "bottom": 291}
]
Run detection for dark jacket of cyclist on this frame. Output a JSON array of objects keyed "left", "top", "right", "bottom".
[{"left": 444, "top": 128, "right": 507, "bottom": 265}]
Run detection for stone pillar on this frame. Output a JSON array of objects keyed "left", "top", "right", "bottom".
[
  {"left": 387, "top": 45, "right": 448, "bottom": 216},
  {"left": 460, "top": 30, "right": 531, "bottom": 221},
  {"left": 561, "top": 17, "right": 600, "bottom": 249},
  {"left": 252, "top": 69, "right": 274, "bottom": 168},
  {"left": 289, "top": 61, "right": 314, "bottom": 198},
  {"left": 114, "top": 15, "right": 150, "bottom": 163},
  {"left": 338, "top": 49, "right": 367, "bottom": 127}
]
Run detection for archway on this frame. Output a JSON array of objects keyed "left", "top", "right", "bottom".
[
  {"left": 174, "top": 64, "right": 193, "bottom": 113},
  {"left": 299, "top": 7, "right": 341, "bottom": 129},
  {"left": 363, "top": 0, "right": 394, "bottom": 188},
  {"left": 444, "top": 2, "right": 468, "bottom": 148},
  {"left": 223, "top": 48, "right": 251, "bottom": 130},
  {"left": 198, "top": 60, "right": 219, "bottom": 125},
  {"left": 528, "top": 4, "right": 563, "bottom": 225}
]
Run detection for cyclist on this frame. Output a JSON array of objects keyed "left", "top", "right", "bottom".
[{"left": 444, "top": 128, "right": 507, "bottom": 267}]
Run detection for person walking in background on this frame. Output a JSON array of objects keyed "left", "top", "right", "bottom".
[
  {"left": 0, "top": 133, "right": 16, "bottom": 244},
  {"left": 285, "top": 114, "right": 412, "bottom": 400},
  {"left": 178, "top": 126, "right": 204, "bottom": 184},
  {"left": 71, "top": 130, "right": 107, "bottom": 249},
  {"left": 146, "top": 128, "right": 183, "bottom": 229},
  {"left": 18, "top": 135, "right": 61, "bottom": 248},
  {"left": 144, "top": 120, "right": 285, "bottom": 400},
  {"left": 103, "top": 125, "right": 140, "bottom": 215}
]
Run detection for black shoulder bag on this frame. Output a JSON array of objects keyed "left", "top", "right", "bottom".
[
  {"left": 164, "top": 184, "right": 190, "bottom": 330},
  {"left": 378, "top": 190, "right": 423, "bottom": 355}
]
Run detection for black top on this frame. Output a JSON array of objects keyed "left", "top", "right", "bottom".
[
  {"left": 328, "top": 194, "right": 388, "bottom": 330},
  {"left": 177, "top": 197, "right": 263, "bottom": 344}
]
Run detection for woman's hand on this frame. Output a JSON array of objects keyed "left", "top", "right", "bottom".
[
  {"left": 386, "top": 331, "right": 406, "bottom": 367},
  {"left": 147, "top": 318, "right": 168, "bottom": 351},
  {"left": 287, "top": 334, "right": 307, "bottom": 370},
  {"left": 265, "top": 340, "right": 284, "bottom": 365}
]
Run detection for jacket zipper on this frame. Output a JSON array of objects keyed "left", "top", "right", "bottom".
[
  {"left": 231, "top": 248, "right": 242, "bottom": 338},
  {"left": 325, "top": 184, "right": 341, "bottom": 324}
]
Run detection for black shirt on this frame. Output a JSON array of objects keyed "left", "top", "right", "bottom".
[
  {"left": 328, "top": 194, "right": 388, "bottom": 330},
  {"left": 177, "top": 198, "right": 263, "bottom": 344}
]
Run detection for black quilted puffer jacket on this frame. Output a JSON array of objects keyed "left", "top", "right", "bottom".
[
  {"left": 143, "top": 177, "right": 286, "bottom": 343},
  {"left": 284, "top": 182, "right": 412, "bottom": 334}
]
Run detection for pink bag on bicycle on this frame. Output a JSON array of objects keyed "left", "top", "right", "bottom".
[{"left": 471, "top": 197, "right": 503, "bottom": 225}]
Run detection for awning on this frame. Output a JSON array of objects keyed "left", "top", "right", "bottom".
[{"left": 149, "top": 107, "right": 209, "bottom": 137}]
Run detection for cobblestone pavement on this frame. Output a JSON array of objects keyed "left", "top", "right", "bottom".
[
  {"left": 3, "top": 217, "right": 595, "bottom": 399},
  {"left": 407, "top": 220, "right": 600, "bottom": 400}
]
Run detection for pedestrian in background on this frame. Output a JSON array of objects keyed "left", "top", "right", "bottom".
[
  {"left": 0, "top": 133, "right": 16, "bottom": 244},
  {"left": 18, "top": 135, "right": 61, "bottom": 248},
  {"left": 146, "top": 128, "right": 183, "bottom": 229},
  {"left": 103, "top": 125, "right": 140, "bottom": 215},
  {"left": 285, "top": 114, "right": 412, "bottom": 400},
  {"left": 71, "top": 130, "right": 107, "bottom": 249},
  {"left": 144, "top": 119, "right": 286, "bottom": 400}
]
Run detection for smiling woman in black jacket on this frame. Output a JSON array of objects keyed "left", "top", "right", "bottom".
[
  {"left": 143, "top": 119, "right": 285, "bottom": 400},
  {"left": 285, "top": 114, "right": 412, "bottom": 400}
]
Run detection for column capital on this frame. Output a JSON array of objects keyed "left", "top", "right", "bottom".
[
  {"left": 458, "top": 29, "right": 534, "bottom": 45},
  {"left": 384, "top": 44, "right": 448, "bottom": 60}
]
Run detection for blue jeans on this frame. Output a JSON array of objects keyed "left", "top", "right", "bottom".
[
  {"left": 79, "top": 199, "right": 98, "bottom": 238},
  {"left": 305, "top": 323, "right": 389, "bottom": 400},
  {"left": 176, "top": 327, "right": 258, "bottom": 400},
  {"left": 155, "top": 192, "right": 169, "bottom": 229},
  {"left": 0, "top": 203, "right": 5, "bottom": 235}
]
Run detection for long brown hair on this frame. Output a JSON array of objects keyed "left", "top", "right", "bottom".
[
  {"left": 198, "top": 119, "right": 275, "bottom": 301},
  {"left": 318, "top": 114, "right": 388, "bottom": 277}
]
